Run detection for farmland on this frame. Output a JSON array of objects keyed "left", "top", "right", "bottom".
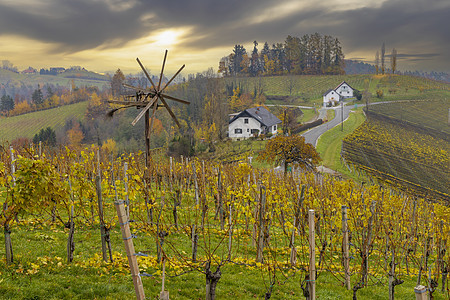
[
  {"left": 0, "top": 145, "right": 448, "bottom": 299},
  {"left": 0, "top": 101, "right": 88, "bottom": 142},
  {"left": 226, "top": 74, "right": 450, "bottom": 106},
  {"left": 343, "top": 100, "right": 449, "bottom": 201},
  {"left": 366, "top": 99, "right": 450, "bottom": 136}
]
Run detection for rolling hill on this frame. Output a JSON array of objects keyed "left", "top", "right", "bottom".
[{"left": 0, "top": 101, "right": 88, "bottom": 142}]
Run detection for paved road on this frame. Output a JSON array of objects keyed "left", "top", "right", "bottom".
[{"left": 301, "top": 104, "right": 353, "bottom": 147}]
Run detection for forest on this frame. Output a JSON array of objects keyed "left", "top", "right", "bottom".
[{"left": 218, "top": 33, "right": 345, "bottom": 77}]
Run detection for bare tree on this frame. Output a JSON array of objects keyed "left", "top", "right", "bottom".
[
  {"left": 381, "top": 42, "right": 385, "bottom": 75},
  {"left": 391, "top": 48, "right": 397, "bottom": 74},
  {"left": 375, "top": 51, "right": 380, "bottom": 75}
]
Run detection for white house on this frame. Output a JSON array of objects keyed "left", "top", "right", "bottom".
[
  {"left": 323, "top": 81, "right": 354, "bottom": 107},
  {"left": 229, "top": 106, "right": 281, "bottom": 140},
  {"left": 322, "top": 89, "right": 341, "bottom": 107}
]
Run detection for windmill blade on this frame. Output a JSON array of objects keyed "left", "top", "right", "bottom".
[
  {"left": 160, "top": 93, "right": 190, "bottom": 105},
  {"left": 122, "top": 83, "right": 141, "bottom": 91},
  {"left": 161, "top": 64, "right": 185, "bottom": 93},
  {"left": 159, "top": 95, "right": 181, "bottom": 128},
  {"left": 107, "top": 99, "right": 143, "bottom": 106},
  {"left": 136, "top": 58, "right": 157, "bottom": 91},
  {"left": 131, "top": 95, "right": 158, "bottom": 126},
  {"left": 158, "top": 50, "right": 168, "bottom": 90},
  {"left": 106, "top": 104, "right": 137, "bottom": 118}
]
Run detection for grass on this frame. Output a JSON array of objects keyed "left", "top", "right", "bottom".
[
  {"left": 226, "top": 74, "right": 449, "bottom": 106},
  {"left": 316, "top": 107, "right": 366, "bottom": 179},
  {"left": 0, "top": 101, "right": 88, "bottom": 141},
  {"left": 1, "top": 220, "right": 447, "bottom": 299},
  {"left": 0, "top": 68, "right": 109, "bottom": 90}
]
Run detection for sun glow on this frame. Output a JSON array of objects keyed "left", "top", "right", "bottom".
[{"left": 155, "top": 30, "right": 178, "bottom": 46}]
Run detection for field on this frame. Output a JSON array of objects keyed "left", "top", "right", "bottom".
[
  {"left": 0, "top": 68, "right": 110, "bottom": 90},
  {"left": 0, "top": 146, "right": 448, "bottom": 299},
  {"left": 226, "top": 74, "right": 450, "bottom": 106},
  {"left": 0, "top": 101, "right": 88, "bottom": 142},
  {"left": 367, "top": 99, "right": 450, "bottom": 136},
  {"left": 342, "top": 100, "right": 449, "bottom": 201}
]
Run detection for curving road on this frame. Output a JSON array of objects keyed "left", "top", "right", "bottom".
[{"left": 301, "top": 103, "right": 353, "bottom": 147}]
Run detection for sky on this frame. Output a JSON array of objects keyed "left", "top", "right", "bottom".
[{"left": 0, "top": 0, "right": 449, "bottom": 76}]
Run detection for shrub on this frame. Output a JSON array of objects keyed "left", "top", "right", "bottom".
[{"left": 376, "top": 90, "right": 384, "bottom": 98}]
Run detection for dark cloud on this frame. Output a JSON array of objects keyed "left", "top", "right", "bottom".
[{"left": 0, "top": 0, "right": 448, "bottom": 71}]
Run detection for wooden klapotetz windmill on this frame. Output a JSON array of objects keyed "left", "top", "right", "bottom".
[{"left": 107, "top": 50, "right": 189, "bottom": 170}]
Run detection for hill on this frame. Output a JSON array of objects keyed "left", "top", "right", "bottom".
[
  {"left": 224, "top": 74, "right": 450, "bottom": 106},
  {"left": 0, "top": 101, "right": 88, "bottom": 142},
  {"left": 0, "top": 68, "right": 110, "bottom": 96}
]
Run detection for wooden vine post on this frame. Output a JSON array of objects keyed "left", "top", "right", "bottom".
[
  {"left": 342, "top": 205, "right": 351, "bottom": 290},
  {"left": 290, "top": 185, "right": 305, "bottom": 266},
  {"left": 308, "top": 209, "right": 316, "bottom": 300},
  {"left": 256, "top": 185, "right": 266, "bottom": 263},
  {"left": 96, "top": 150, "right": 108, "bottom": 262},
  {"left": 124, "top": 162, "right": 130, "bottom": 219},
  {"left": 4, "top": 146, "right": 15, "bottom": 264},
  {"left": 160, "top": 257, "right": 169, "bottom": 300},
  {"left": 115, "top": 200, "right": 145, "bottom": 300}
]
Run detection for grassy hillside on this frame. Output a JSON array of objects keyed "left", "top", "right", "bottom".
[
  {"left": 226, "top": 74, "right": 450, "bottom": 106},
  {"left": 0, "top": 68, "right": 109, "bottom": 90},
  {"left": 367, "top": 99, "right": 450, "bottom": 136},
  {"left": 0, "top": 101, "right": 88, "bottom": 142}
]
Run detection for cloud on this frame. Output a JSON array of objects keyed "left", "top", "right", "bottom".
[{"left": 0, "top": 0, "right": 448, "bottom": 72}]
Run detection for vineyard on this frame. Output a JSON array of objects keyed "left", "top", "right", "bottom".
[
  {"left": 342, "top": 100, "right": 449, "bottom": 201},
  {"left": 0, "top": 144, "right": 449, "bottom": 299},
  {"left": 0, "top": 101, "right": 88, "bottom": 142},
  {"left": 366, "top": 99, "right": 450, "bottom": 137},
  {"left": 225, "top": 74, "right": 450, "bottom": 106}
]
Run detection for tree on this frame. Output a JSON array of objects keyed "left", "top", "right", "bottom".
[
  {"left": 111, "top": 69, "right": 125, "bottom": 97},
  {"left": 381, "top": 42, "right": 386, "bottom": 75},
  {"left": 67, "top": 122, "right": 84, "bottom": 146},
  {"left": 0, "top": 94, "right": 14, "bottom": 112},
  {"left": 391, "top": 48, "right": 397, "bottom": 74},
  {"left": 353, "top": 89, "right": 363, "bottom": 101},
  {"left": 231, "top": 45, "right": 247, "bottom": 76},
  {"left": 249, "top": 41, "right": 261, "bottom": 76},
  {"left": 33, "top": 127, "right": 57, "bottom": 146},
  {"left": 375, "top": 51, "right": 380, "bottom": 75},
  {"left": 32, "top": 85, "right": 44, "bottom": 106},
  {"left": 257, "top": 135, "right": 321, "bottom": 173}
]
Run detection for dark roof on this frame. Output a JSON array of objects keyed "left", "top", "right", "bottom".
[
  {"left": 335, "top": 81, "right": 354, "bottom": 91},
  {"left": 323, "top": 89, "right": 334, "bottom": 96},
  {"left": 229, "top": 106, "right": 281, "bottom": 127}
]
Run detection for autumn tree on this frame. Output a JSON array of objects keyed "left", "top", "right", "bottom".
[
  {"left": 257, "top": 135, "right": 321, "bottom": 173},
  {"left": 67, "top": 122, "right": 84, "bottom": 146}
]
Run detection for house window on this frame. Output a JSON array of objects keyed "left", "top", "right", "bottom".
[
  {"left": 273, "top": 125, "right": 277, "bottom": 131},
  {"left": 251, "top": 129, "right": 259, "bottom": 136},
  {"left": 247, "top": 128, "right": 249, "bottom": 132},
  {"left": 235, "top": 128, "right": 242, "bottom": 134},
  {"left": 244, "top": 118, "right": 249, "bottom": 124}
]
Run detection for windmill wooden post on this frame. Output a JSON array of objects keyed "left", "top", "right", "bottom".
[{"left": 106, "top": 50, "right": 189, "bottom": 172}]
